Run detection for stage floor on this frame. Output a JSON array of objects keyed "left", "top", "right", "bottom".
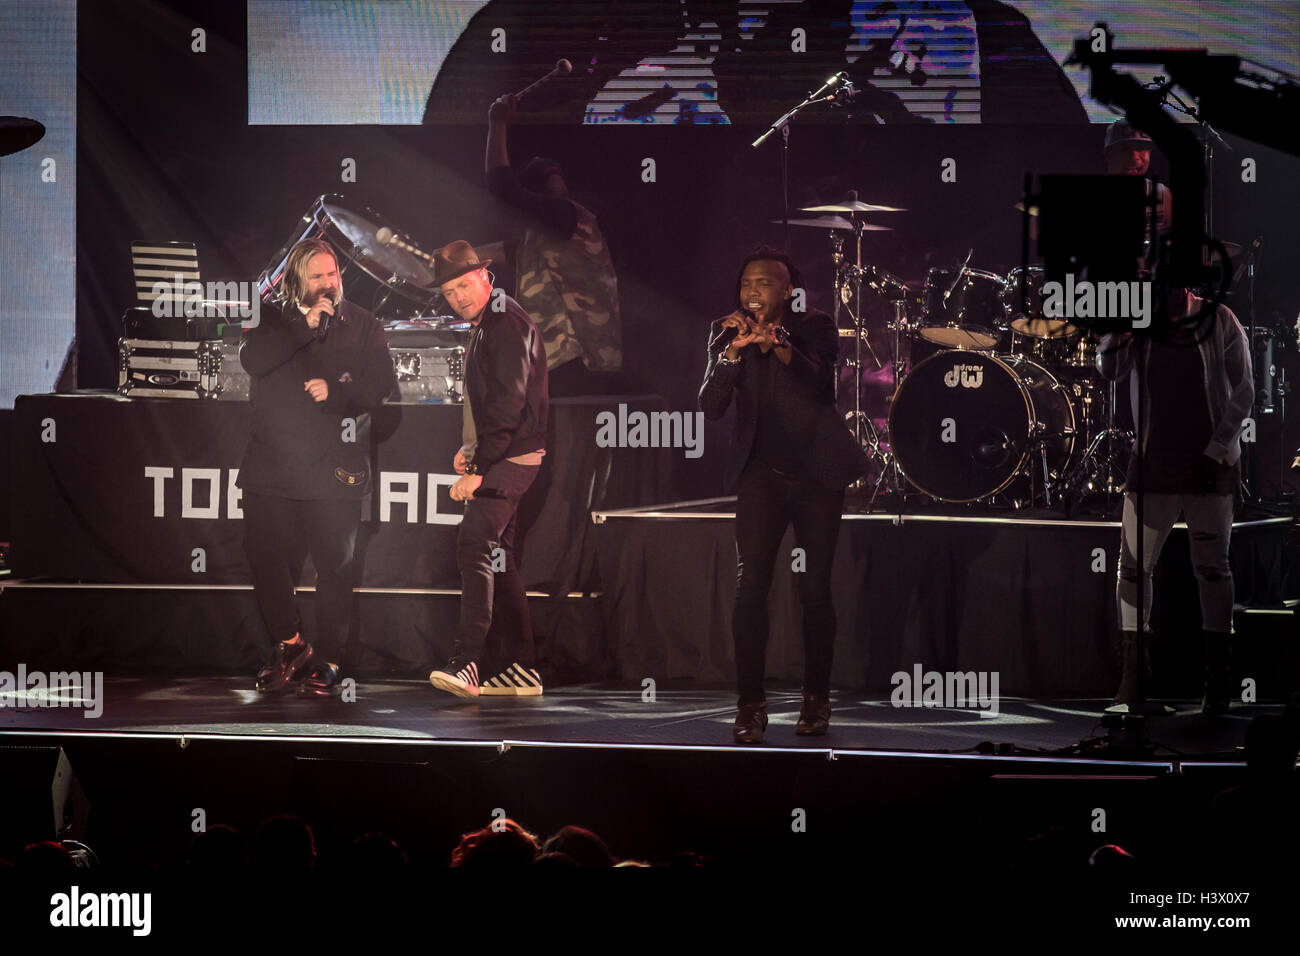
[{"left": 0, "top": 675, "right": 1268, "bottom": 758}]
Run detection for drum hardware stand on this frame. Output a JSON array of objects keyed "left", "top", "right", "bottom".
[
  {"left": 1059, "top": 375, "right": 1131, "bottom": 515},
  {"left": 1239, "top": 237, "right": 1282, "bottom": 504},
  {"left": 838, "top": 266, "right": 911, "bottom": 509},
  {"left": 861, "top": 298, "right": 914, "bottom": 509},
  {"left": 831, "top": 219, "right": 902, "bottom": 505}
]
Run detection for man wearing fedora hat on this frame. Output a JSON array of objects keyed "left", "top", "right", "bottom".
[{"left": 428, "top": 240, "right": 550, "bottom": 698}]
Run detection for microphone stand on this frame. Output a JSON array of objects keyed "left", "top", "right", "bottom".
[{"left": 752, "top": 74, "right": 851, "bottom": 249}]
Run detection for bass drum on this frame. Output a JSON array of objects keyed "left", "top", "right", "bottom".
[
  {"left": 258, "top": 194, "right": 441, "bottom": 322},
  {"left": 888, "top": 351, "right": 1076, "bottom": 502}
]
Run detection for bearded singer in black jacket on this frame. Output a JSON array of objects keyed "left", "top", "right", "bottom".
[
  {"left": 700, "top": 247, "right": 869, "bottom": 743},
  {"left": 239, "top": 238, "right": 397, "bottom": 698}
]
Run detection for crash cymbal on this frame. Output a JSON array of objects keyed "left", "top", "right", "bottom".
[
  {"left": 802, "top": 201, "right": 906, "bottom": 214},
  {"left": 776, "top": 216, "right": 893, "bottom": 232},
  {"left": 0, "top": 116, "right": 45, "bottom": 157}
]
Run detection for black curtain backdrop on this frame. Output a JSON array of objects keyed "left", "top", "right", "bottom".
[
  {"left": 595, "top": 513, "right": 1292, "bottom": 698},
  {"left": 8, "top": 394, "right": 675, "bottom": 590}
]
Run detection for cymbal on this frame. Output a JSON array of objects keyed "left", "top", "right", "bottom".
[
  {"left": 775, "top": 216, "right": 893, "bottom": 232},
  {"left": 802, "top": 201, "right": 906, "bottom": 214},
  {"left": 0, "top": 116, "right": 45, "bottom": 157},
  {"left": 1212, "top": 240, "right": 1246, "bottom": 284}
]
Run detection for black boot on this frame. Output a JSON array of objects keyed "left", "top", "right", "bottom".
[
  {"left": 1200, "top": 629, "right": 1232, "bottom": 716},
  {"left": 1109, "top": 630, "right": 1155, "bottom": 712}
]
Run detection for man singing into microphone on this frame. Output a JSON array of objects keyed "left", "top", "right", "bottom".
[
  {"left": 427, "top": 241, "right": 549, "bottom": 698},
  {"left": 700, "top": 246, "right": 869, "bottom": 743},
  {"left": 239, "top": 238, "right": 397, "bottom": 697}
]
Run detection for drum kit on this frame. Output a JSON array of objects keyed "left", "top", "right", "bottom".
[
  {"left": 257, "top": 195, "right": 473, "bottom": 401},
  {"left": 258, "top": 194, "right": 459, "bottom": 327},
  {"left": 794, "top": 199, "right": 1132, "bottom": 512}
]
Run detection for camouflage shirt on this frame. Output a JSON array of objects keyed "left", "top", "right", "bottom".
[{"left": 488, "top": 166, "right": 622, "bottom": 372}]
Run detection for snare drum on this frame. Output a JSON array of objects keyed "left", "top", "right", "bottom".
[{"left": 258, "top": 194, "right": 440, "bottom": 322}]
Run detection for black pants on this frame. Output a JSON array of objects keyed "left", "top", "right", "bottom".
[
  {"left": 733, "top": 462, "right": 845, "bottom": 704},
  {"left": 243, "top": 492, "right": 360, "bottom": 664},
  {"left": 453, "top": 459, "right": 539, "bottom": 672}
]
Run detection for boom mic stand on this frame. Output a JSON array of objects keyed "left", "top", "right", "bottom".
[{"left": 752, "top": 72, "right": 855, "bottom": 248}]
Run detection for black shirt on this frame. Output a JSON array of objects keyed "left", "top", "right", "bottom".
[
  {"left": 751, "top": 348, "right": 805, "bottom": 477},
  {"left": 1127, "top": 335, "right": 1238, "bottom": 495}
]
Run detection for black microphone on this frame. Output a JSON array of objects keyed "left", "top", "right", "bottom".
[
  {"left": 708, "top": 309, "right": 758, "bottom": 351},
  {"left": 709, "top": 325, "right": 738, "bottom": 351},
  {"left": 314, "top": 290, "right": 338, "bottom": 338}
]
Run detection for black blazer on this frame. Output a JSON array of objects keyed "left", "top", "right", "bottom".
[
  {"left": 698, "top": 310, "right": 869, "bottom": 492},
  {"left": 237, "top": 299, "right": 396, "bottom": 499},
  {"left": 464, "top": 292, "right": 549, "bottom": 471}
]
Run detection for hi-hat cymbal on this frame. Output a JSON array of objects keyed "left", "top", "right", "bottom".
[
  {"left": 802, "top": 201, "right": 906, "bottom": 214},
  {"left": 776, "top": 216, "right": 893, "bottom": 232},
  {"left": 0, "top": 116, "right": 45, "bottom": 157}
]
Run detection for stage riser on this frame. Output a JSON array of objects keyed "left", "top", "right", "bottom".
[{"left": 597, "top": 517, "right": 1294, "bottom": 698}]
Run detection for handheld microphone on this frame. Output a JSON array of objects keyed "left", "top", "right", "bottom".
[
  {"left": 315, "top": 290, "right": 338, "bottom": 338},
  {"left": 708, "top": 309, "right": 758, "bottom": 351},
  {"left": 708, "top": 325, "right": 738, "bottom": 351}
]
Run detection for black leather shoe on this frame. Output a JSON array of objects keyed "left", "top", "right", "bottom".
[
  {"left": 255, "top": 638, "right": 313, "bottom": 693},
  {"left": 795, "top": 693, "right": 831, "bottom": 736},
  {"left": 733, "top": 701, "right": 768, "bottom": 744},
  {"left": 297, "top": 662, "right": 342, "bottom": 699}
]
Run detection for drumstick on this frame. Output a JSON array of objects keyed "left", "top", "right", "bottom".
[{"left": 512, "top": 58, "right": 572, "bottom": 101}]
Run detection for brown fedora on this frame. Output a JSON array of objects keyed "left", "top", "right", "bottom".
[{"left": 432, "top": 240, "right": 492, "bottom": 287}]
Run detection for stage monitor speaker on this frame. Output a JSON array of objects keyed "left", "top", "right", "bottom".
[{"left": 0, "top": 746, "right": 90, "bottom": 859}]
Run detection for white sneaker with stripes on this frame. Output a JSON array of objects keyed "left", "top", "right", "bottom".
[
  {"left": 429, "top": 660, "right": 480, "bottom": 698},
  {"left": 479, "top": 663, "right": 544, "bottom": 697}
]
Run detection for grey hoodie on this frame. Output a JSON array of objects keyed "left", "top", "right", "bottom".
[{"left": 1097, "top": 295, "right": 1254, "bottom": 467}]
